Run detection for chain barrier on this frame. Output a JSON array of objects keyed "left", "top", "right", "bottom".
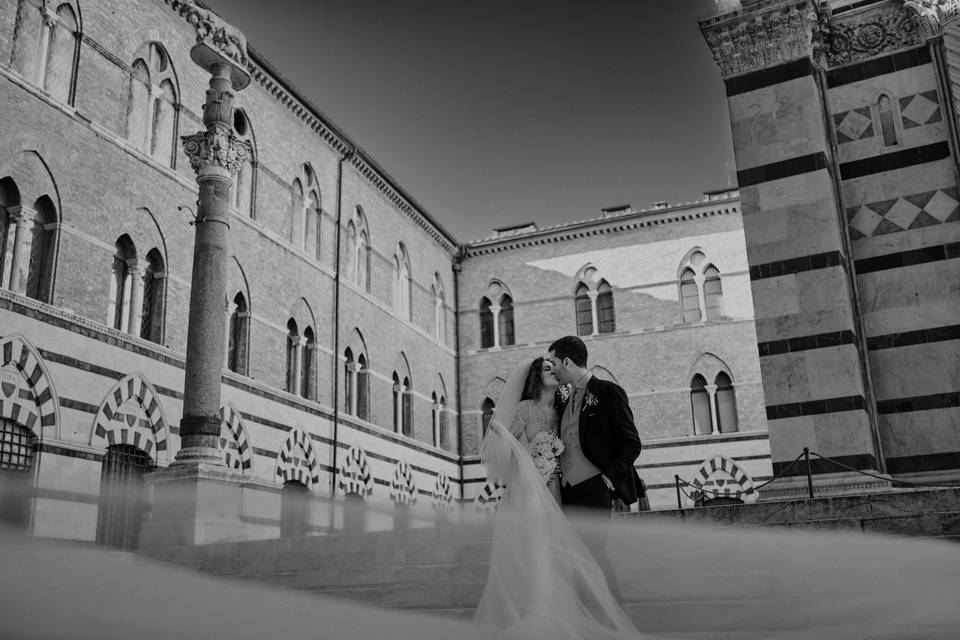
[{"left": 672, "top": 448, "right": 960, "bottom": 510}]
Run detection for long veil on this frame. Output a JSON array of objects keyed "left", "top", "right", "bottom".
[{"left": 476, "top": 359, "right": 643, "bottom": 639}]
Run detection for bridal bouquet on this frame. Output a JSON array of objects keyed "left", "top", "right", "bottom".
[{"left": 530, "top": 430, "right": 564, "bottom": 485}]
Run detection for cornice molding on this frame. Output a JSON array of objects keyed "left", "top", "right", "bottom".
[
  {"left": 163, "top": 1, "right": 457, "bottom": 255},
  {"left": 700, "top": 0, "right": 823, "bottom": 78},
  {"left": 462, "top": 199, "right": 741, "bottom": 257}
]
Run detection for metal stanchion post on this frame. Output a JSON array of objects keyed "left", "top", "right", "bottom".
[
  {"left": 804, "top": 447, "right": 814, "bottom": 500},
  {"left": 675, "top": 474, "right": 683, "bottom": 510}
]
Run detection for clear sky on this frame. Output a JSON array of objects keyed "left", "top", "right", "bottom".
[{"left": 203, "top": 0, "right": 735, "bottom": 242}]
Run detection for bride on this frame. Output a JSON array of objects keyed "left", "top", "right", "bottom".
[{"left": 475, "top": 357, "right": 644, "bottom": 639}]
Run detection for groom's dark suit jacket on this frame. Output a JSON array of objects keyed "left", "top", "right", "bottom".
[{"left": 577, "top": 376, "right": 644, "bottom": 505}]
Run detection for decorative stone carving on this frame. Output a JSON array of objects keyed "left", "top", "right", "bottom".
[
  {"left": 701, "top": 0, "right": 822, "bottom": 78},
  {"left": 181, "top": 123, "right": 250, "bottom": 175},
  {"left": 825, "top": 4, "right": 923, "bottom": 66},
  {"left": 167, "top": 0, "right": 248, "bottom": 69},
  {"left": 904, "top": 0, "right": 960, "bottom": 39}
]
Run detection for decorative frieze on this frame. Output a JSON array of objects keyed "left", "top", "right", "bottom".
[
  {"left": 825, "top": 3, "right": 923, "bottom": 67},
  {"left": 700, "top": 0, "right": 822, "bottom": 78}
]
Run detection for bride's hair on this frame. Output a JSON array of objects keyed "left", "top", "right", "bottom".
[{"left": 521, "top": 357, "right": 547, "bottom": 401}]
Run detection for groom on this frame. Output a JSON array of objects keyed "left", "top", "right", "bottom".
[{"left": 547, "top": 335, "right": 644, "bottom": 512}]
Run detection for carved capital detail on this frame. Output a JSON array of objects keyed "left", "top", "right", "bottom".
[
  {"left": 904, "top": 0, "right": 960, "bottom": 39},
  {"left": 701, "top": 0, "right": 822, "bottom": 78},
  {"left": 825, "top": 4, "right": 922, "bottom": 67},
  {"left": 181, "top": 124, "right": 250, "bottom": 176},
  {"left": 167, "top": 0, "right": 249, "bottom": 69}
]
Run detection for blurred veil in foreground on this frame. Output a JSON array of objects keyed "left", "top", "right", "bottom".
[{"left": 1, "top": 479, "right": 959, "bottom": 639}]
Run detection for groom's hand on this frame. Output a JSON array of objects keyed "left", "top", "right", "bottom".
[{"left": 601, "top": 474, "right": 614, "bottom": 491}]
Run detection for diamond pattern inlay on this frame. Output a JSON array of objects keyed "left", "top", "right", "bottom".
[
  {"left": 836, "top": 108, "right": 873, "bottom": 142},
  {"left": 900, "top": 91, "right": 942, "bottom": 129},
  {"left": 850, "top": 206, "right": 884, "bottom": 237},
  {"left": 848, "top": 186, "right": 960, "bottom": 239},
  {"left": 884, "top": 198, "right": 922, "bottom": 230},
  {"left": 923, "top": 190, "right": 959, "bottom": 222}
]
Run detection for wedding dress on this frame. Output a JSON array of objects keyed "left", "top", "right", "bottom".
[{"left": 475, "top": 359, "right": 645, "bottom": 639}]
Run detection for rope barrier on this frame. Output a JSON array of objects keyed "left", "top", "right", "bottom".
[{"left": 807, "top": 450, "right": 960, "bottom": 489}]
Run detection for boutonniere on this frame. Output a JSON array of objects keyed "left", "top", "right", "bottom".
[
  {"left": 584, "top": 391, "right": 599, "bottom": 408},
  {"left": 557, "top": 384, "right": 572, "bottom": 406}
]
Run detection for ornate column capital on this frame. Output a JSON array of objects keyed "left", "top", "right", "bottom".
[
  {"left": 5, "top": 204, "right": 24, "bottom": 223},
  {"left": 168, "top": 0, "right": 250, "bottom": 90},
  {"left": 700, "top": 0, "right": 823, "bottom": 79},
  {"left": 181, "top": 123, "right": 250, "bottom": 178},
  {"left": 904, "top": 0, "right": 960, "bottom": 39}
]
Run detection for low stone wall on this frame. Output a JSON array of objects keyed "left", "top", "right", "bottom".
[{"left": 623, "top": 487, "right": 960, "bottom": 539}]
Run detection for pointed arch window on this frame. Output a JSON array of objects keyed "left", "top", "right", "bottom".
[
  {"left": 690, "top": 370, "right": 739, "bottom": 436},
  {"left": 438, "top": 396, "right": 449, "bottom": 451},
  {"left": 679, "top": 251, "right": 724, "bottom": 324},
  {"left": 0, "top": 419, "right": 37, "bottom": 528},
  {"left": 479, "top": 297, "right": 494, "bottom": 348},
  {"left": 107, "top": 236, "right": 137, "bottom": 333},
  {"left": 139, "top": 248, "right": 165, "bottom": 343},
  {"left": 498, "top": 294, "right": 515, "bottom": 346},
  {"left": 596, "top": 280, "right": 616, "bottom": 334},
  {"left": 352, "top": 207, "right": 370, "bottom": 291},
  {"left": 573, "top": 267, "right": 615, "bottom": 336},
  {"left": 25, "top": 195, "right": 56, "bottom": 303},
  {"left": 96, "top": 445, "right": 153, "bottom": 550},
  {"left": 394, "top": 244, "right": 412, "bottom": 320},
  {"left": 11, "top": 2, "right": 78, "bottom": 103},
  {"left": 402, "top": 376, "right": 413, "bottom": 437},
  {"left": 392, "top": 372, "right": 403, "bottom": 433},
  {"left": 481, "top": 397, "right": 496, "bottom": 436},
  {"left": 344, "top": 348, "right": 356, "bottom": 416},
  {"left": 227, "top": 292, "right": 249, "bottom": 375},
  {"left": 690, "top": 375, "right": 712, "bottom": 436},
  {"left": 479, "top": 282, "right": 516, "bottom": 348},
  {"left": 286, "top": 319, "right": 299, "bottom": 394},
  {"left": 126, "top": 43, "right": 178, "bottom": 166},
  {"left": 715, "top": 372, "right": 738, "bottom": 433},
  {"left": 433, "top": 275, "right": 447, "bottom": 344},
  {"left": 300, "top": 326, "right": 315, "bottom": 401},
  {"left": 233, "top": 110, "right": 256, "bottom": 218},
  {"left": 356, "top": 354, "right": 370, "bottom": 421},
  {"left": 432, "top": 392, "right": 440, "bottom": 447},
  {"left": 295, "top": 165, "right": 321, "bottom": 260}
]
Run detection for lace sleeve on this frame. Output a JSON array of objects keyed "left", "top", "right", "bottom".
[{"left": 509, "top": 401, "right": 530, "bottom": 445}]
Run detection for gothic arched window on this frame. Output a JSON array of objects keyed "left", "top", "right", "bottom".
[
  {"left": 227, "top": 292, "right": 249, "bottom": 375},
  {"left": 596, "top": 280, "right": 615, "bottom": 334},
  {"left": 233, "top": 109, "right": 256, "bottom": 218},
  {"left": 394, "top": 244, "right": 412, "bottom": 320},
  {"left": 25, "top": 195, "right": 56, "bottom": 303},
  {"left": 715, "top": 372, "right": 738, "bottom": 434},
  {"left": 481, "top": 397, "right": 495, "bottom": 436},
  {"left": 139, "top": 248, "right": 165, "bottom": 343},
  {"left": 392, "top": 372, "right": 402, "bottom": 433},
  {"left": 286, "top": 319, "right": 298, "bottom": 394},
  {"left": 402, "top": 376, "right": 413, "bottom": 437},
  {"left": 301, "top": 326, "right": 315, "bottom": 401},
  {"left": 479, "top": 297, "right": 494, "bottom": 349},
  {"left": 11, "top": 2, "right": 78, "bottom": 103},
  {"left": 107, "top": 235, "right": 137, "bottom": 333},
  {"left": 679, "top": 251, "right": 725, "bottom": 324},
  {"left": 498, "top": 294, "right": 515, "bottom": 346},
  {"left": 877, "top": 93, "right": 899, "bottom": 147},
  {"left": 575, "top": 283, "right": 592, "bottom": 336},
  {"left": 356, "top": 354, "right": 370, "bottom": 421},
  {"left": 43, "top": 4, "right": 78, "bottom": 102},
  {"left": 126, "top": 43, "right": 178, "bottom": 166},
  {"left": 690, "top": 374, "right": 713, "bottom": 436}
]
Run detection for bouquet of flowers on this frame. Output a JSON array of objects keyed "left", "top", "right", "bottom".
[{"left": 530, "top": 430, "right": 564, "bottom": 485}]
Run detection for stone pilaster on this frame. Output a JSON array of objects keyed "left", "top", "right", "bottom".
[{"left": 701, "top": 1, "right": 887, "bottom": 491}]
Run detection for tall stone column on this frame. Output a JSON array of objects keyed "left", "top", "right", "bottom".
[
  {"left": 139, "top": 2, "right": 251, "bottom": 547},
  {"left": 6, "top": 206, "right": 26, "bottom": 293},
  {"left": 701, "top": 1, "right": 886, "bottom": 495},
  {"left": 1, "top": 205, "right": 22, "bottom": 290}
]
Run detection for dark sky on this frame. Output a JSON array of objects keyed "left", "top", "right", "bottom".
[{"left": 203, "top": 0, "right": 734, "bottom": 242}]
